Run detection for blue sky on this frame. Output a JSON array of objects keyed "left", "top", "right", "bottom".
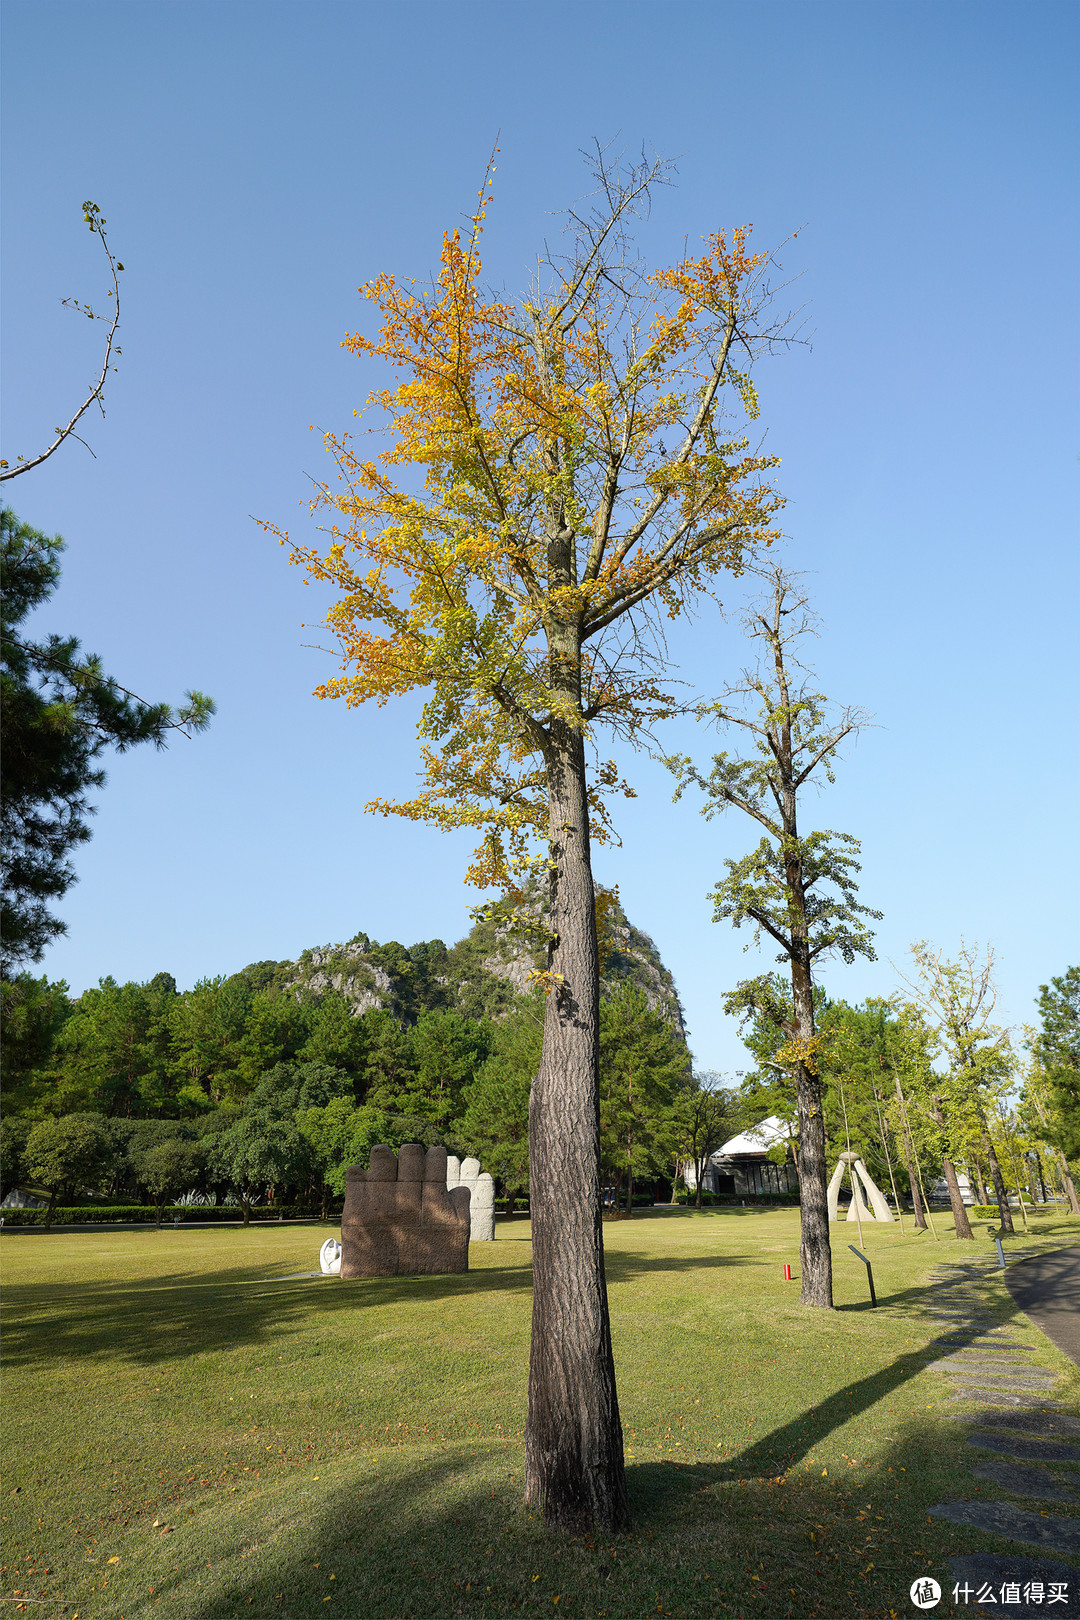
[{"left": 2, "top": 0, "right": 1076, "bottom": 1073}]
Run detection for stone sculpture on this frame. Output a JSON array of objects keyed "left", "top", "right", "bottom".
[
  {"left": 459, "top": 1157, "right": 496, "bottom": 1241},
  {"left": 319, "top": 1237, "right": 342, "bottom": 1274},
  {"left": 340, "top": 1143, "right": 471, "bottom": 1277},
  {"left": 445, "top": 1153, "right": 495, "bottom": 1239},
  {"left": 827, "top": 1150, "right": 894, "bottom": 1222}
]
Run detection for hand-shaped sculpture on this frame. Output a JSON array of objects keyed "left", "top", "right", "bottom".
[
  {"left": 445, "top": 1154, "right": 496, "bottom": 1240},
  {"left": 340, "top": 1143, "right": 472, "bottom": 1277}
]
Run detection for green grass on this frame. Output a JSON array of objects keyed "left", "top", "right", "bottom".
[{"left": 2, "top": 1208, "right": 1077, "bottom": 1619}]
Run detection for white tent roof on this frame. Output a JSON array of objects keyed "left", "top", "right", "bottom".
[{"left": 716, "top": 1116, "right": 790, "bottom": 1157}]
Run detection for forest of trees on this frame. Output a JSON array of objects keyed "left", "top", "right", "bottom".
[
  {"left": 4, "top": 917, "right": 1074, "bottom": 1234},
  {"left": 0, "top": 901, "right": 702, "bottom": 1220}
]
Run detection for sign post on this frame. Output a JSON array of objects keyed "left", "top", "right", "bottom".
[{"left": 848, "top": 1244, "right": 877, "bottom": 1308}]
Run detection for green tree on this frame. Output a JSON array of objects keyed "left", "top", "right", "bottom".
[
  {"left": 166, "top": 976, "right": 253, "bottom": 1107},
  {"left": 361, "top": 1012, "right": 418, "bottom": 1109},
  {"left": 45, "top": 975, "right": 176, "bottom": 1117},
  {"left": 0, "top": 972, "right": 72, "bottom": 1110},
  {"left": 296, "top": 1100, "right": 404, "bottom": 1205},
  {"left": 599, "top": 983, "right": 688, "bottom": 1214},
  {"left": 1020, "top": 1031, "right": 1080, "bottom": 1215},
  {"left": 205, "top": 1109, "right": 314, "bottom": 1224},
  {"left": 231, "top": 992, "right": 314, "bottom": 1090},
  {"left": 459, "top": 995, "right": 544, "bottom": 1207},
  {"left": 405, "top": 1010, "right": 495, "bottom": 1128},
  {"left": 0, "top": 1114, "right": 35, "bottom": 1200},
  {"left": 136, "top": 1137, "right": 203, "bottom": 1226},
  {"left": 675, "top": 1073, "right": 739, "bottom": 1207},
  {"left": 898, "top": 942, "right": 1017, "bottom": 1238},
  {"left": 670, "top": 568, "right": 879, "bottom": 1307},
  {"left": 299, "top": 990, "right": 368, "bottom": 1079},
  {"left": 246, "top": 1061, "right": 354, "bottom": 1114},
  {"left": 1033, "top": 967, "right": 1080, "bottom": 1163},
  {"left": 823, "top": 999, "right": 932, "bottom": 1229},
  {"left": 23, "top": 1112, "right": 111, "bottom": 1221},
  {"left": 0, "top": 509, "right": 213, "bottom": 971}
]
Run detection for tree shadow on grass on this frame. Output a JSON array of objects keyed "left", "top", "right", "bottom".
[
  {"left": 0, "top": 1258, "right": 536, "bottom": 1370},
  {"left": 603, "top": 1250, "right": 744, "bottom": 1282},
  {"left": 2, "top": 1242, "right": 761, "bottom": 1372},
  {"left": 628, "top": 1312, "right": 1032, "bottom": 1519},
  {"left": 162, "top": 1417, "right": 1006, "bottom": 1620}
]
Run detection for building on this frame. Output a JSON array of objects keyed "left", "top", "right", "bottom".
[{"left": 686, "top": 1116, "right": 799, "bottom": 1198}]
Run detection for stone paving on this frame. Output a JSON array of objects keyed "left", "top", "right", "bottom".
[{"left": 914, "top": 1252, "right": 1080, "bottom": 1610}]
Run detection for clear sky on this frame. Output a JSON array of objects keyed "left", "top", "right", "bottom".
[{"left": 2, "top": 0, "right": 1076, "bottom": 1074}]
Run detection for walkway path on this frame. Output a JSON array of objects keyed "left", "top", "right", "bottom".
[
  {"left": 918, "top": 1249, "right": 1080, "bottom": 1616},
  {"left": 1004, "top": 1247, "right": 1080, "bottom": 1368}
]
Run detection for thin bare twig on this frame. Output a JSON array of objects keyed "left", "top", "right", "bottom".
[{"left": 1, "top": 202, "right": 123, "bottom": 482}]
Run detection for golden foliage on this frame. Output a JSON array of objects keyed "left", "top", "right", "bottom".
[{"left": 266, "top": 159, "right": 786, "bottom": 888}]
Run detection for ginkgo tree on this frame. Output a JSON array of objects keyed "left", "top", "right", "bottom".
[
  {"left": 272, "top": 149, "right": 791, "bottom": 1533},
  {"left": 668, "top": 568, "right": 880, "bottom": 1308}
]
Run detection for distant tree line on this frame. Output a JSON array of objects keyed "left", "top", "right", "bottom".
[{"left": 0, "top": 944, "right": 707, "bottom": 1221}]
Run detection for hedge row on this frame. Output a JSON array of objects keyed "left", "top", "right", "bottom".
[
  {"left": 674, "top": 1190, "right": 801, "bottom": 1207},
  {"left": 2, "top": 1199, "right": 528, "bottom": 1226},
  {"left": 1, "top": 1204, "right": 335, "bottom": 1226}
]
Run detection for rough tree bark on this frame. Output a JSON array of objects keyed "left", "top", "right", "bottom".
[
  {"left": 790, "top": 952, "right": 833, "bottom": 1305},
  {"left": 525, "top": 696, "right": 630, "bottom": 1534},
  {"left": 930, "top": 1096, "right": 973, "bottom": 1239}
]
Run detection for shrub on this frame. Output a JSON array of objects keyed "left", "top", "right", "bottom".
[{"left": 0, "top": 1204, "right": 336, "bottom": 1226}]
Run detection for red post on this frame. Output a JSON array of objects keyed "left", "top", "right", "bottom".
[{"left": 783, "top": 1263, "right": 792, "bottom": 1281}]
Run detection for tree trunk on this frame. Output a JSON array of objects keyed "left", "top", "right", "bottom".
[
  {"left": 982, "top": 1131, "right": 1015, "bottom": 1234},
  {"left": 788, "top": 938, "right": 832, "bottom": 1305},
  {"left": 971, "top": 1157, "right": 989, "bottom": 1207},
  {"left": 941, "top": 1154, "right": 973, "bottom": 1238},
  {"left": 1057, "top": 1151, "right": 1080, "bottom": 1216},
  {"left": 242, "top": 1193, "right": 250, "bottom": 1227},
  {"left": 525, "top": 714, "right": 629, "bottom": 1534},
  {"left": 894, "top": 1079, "right": 927, "bottom": 1229},
  {"left": 792, "top": 1057, "right": 832, "bottom": 1303},
  {"left": 930, "top": 1096, "right": 973, "bottom": 1238},
  {"left": 1034, "top": 1152, "right": 1048, "bottom": 1204}
]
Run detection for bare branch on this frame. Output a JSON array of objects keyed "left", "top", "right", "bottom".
[{"left": 1, "top": 203, "right": 123, "bottom": 483}]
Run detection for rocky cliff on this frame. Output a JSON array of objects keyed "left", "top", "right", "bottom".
[{"left": 235, "top": 890, "right": 686, "bottom": 1037}]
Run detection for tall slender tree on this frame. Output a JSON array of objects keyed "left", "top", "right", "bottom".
[
  {"left": 668, "top": 567, "right": 879, "bottom": 1307},
  {"left": 271, "top": 149, "right": 791, "bottom": 1530},
  {"left": 898, "top": 941, "right": 1015, "bottom": 1238}
]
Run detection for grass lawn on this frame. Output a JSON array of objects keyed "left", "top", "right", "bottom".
[{"left": 2, "top": 1207, "right": 1078, "bottom": 1619}]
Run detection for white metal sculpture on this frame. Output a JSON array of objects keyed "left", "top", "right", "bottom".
[
  {"left": 319, "top": 1236, "right": 342, "bottom": 1273},
  {"left": 827, "top": 1151, "right": 894, "bottom": 1222}
]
